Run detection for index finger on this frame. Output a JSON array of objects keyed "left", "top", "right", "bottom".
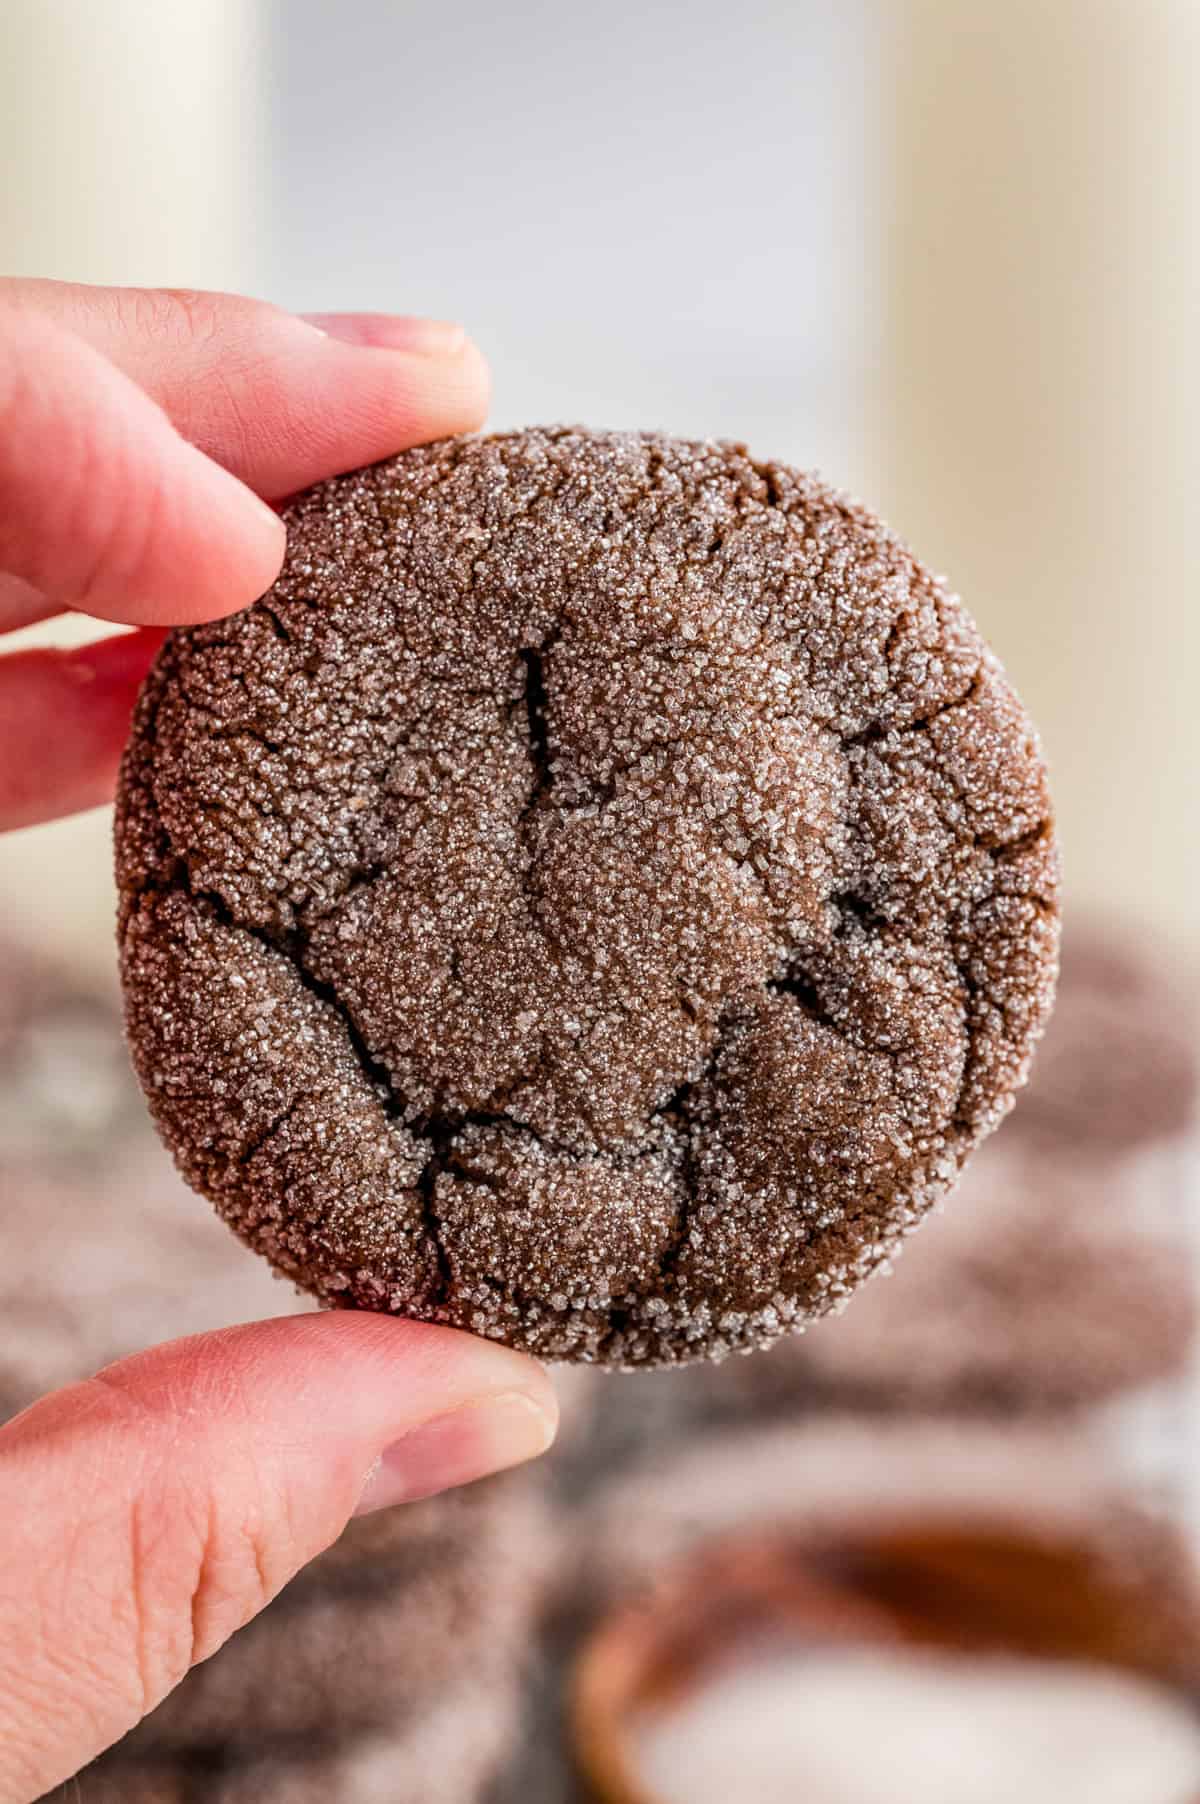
[{"left": 0, "top": 280, "right": 491, "bottom": 502}]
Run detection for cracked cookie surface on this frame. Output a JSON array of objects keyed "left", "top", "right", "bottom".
[{"left": 116, "top": 427, "right": 1059, "bottom": 1365}]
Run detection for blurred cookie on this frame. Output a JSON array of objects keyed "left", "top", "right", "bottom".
[
  {"left": 0, "top": 1168, "right": 303, "bottom": 1421},
  {"left": 1010, "top": 918, "right": 1197, "bottom": 1157},
  {"left": 117, "top": 427, "right": 1058, "bottom": 1366},
  {"left": 0, "top": 938, "right": 143, "bottom": 1172},
  {"left": 67, "top": 1686, "right": 520, "bottom": 1804},
  {"left": 40, "top": 1767, "right": 190, "bottom": 1803},
  {"left": 210, "top": 1680, "right": 523, "bottom": 1804},
  {"left": 699, "top": 1136, "right": 1195, "bottom": 1419}
]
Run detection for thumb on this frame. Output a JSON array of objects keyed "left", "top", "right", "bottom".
[{"left": 0, "top": 1313, "right": 557, "bottom": 1804}]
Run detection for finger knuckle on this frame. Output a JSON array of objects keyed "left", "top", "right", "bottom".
[
  {"left": 123, "top": 286, "right": 275, "bottom": 353},
  {"left": 186, "top": 1490, "right": 282, "bottom": 1669},
  {"left": 123, "top": 1485, "right": 203, "bottom": 1713},
  {"left": 0, "top": 308, "right": 171, "bottom": 606},
  {"left": 83, "top": 1375, "right": 288, "bottom": 1713},
  {"left": 123, "top": 1478, "right": 284, "bottom": 1714}
]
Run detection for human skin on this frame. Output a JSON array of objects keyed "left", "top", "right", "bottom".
[{"left": 0, "top": 281, "right": 558, "bottom": 1804}]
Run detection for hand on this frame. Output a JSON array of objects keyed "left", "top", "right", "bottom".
[
  {"left": 0, "top": 282, "right": 559, "bottom": 1804},
  {"left": 0, "top": 278, "right": 492, "bottom": 828}
]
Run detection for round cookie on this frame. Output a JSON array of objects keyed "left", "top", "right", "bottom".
[{"left": 116, "top": 428, "right": 1059, "bottom": 1365}]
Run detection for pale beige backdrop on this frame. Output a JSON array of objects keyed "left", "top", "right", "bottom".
[
  {"left": 874, "top": 0, "right": 1199, "bottom": 953},
  {"left": 0, "top": 0, "right": 264, "bottom": 977}
]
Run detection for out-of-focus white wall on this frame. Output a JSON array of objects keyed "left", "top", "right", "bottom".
[
  {"left": 0, "top": 0, "right": 263, "bottom": 288},
  {"left": 877, "top": 0, "right": 1200, "bottom": 951}
]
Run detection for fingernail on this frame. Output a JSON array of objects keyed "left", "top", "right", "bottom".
[
  {"left": 353, "top": 1390, "right": 556, "bottom": 1517},
  {"left": 301, "top": 312, "right": 467, "bottom": 357}
]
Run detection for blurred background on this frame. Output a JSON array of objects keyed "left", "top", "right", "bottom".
[
  {"left": 3, "top": 0, "right": 1197, "bottom": 964},
  {"left": 2, "top": 3, "right": 1199, "bottom": 1800}
]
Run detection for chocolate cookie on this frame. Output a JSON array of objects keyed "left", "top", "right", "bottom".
[{"left": 116, "top": 428, "right": 1059, "bottom": 1365}]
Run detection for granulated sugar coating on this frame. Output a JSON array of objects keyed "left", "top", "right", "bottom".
[{"left": 116, "top": 428, "right": 1059, "bottom": 1365}]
